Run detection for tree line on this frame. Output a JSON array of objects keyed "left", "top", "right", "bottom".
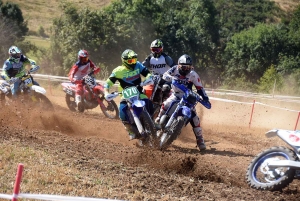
[{"left": 1, "top": 0, "right": 300, "bottom": 94}]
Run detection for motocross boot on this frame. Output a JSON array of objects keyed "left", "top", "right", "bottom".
[
  {"left": 122, "top": 121, "right": 141, "bottom": 140},
  {"left": 193, "top": 127, "right": 206, "bottom": 151},
  {"left": 155, "top": 107, "right": 166, "bottom": 124},
  {"left": 75, "top": 95, "right": 84, "bottom": 113}
]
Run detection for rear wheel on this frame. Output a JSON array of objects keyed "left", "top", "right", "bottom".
[{"left": 65, "top": 94, "right": 76, "bottom": 112}]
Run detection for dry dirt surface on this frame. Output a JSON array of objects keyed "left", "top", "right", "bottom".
[{"left": 1, "top": 91, "right": 300, "bottom": 201}]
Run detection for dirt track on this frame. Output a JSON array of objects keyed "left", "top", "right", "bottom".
[{"left": 1, "top": 92, "right": 300, "bottom": 201}]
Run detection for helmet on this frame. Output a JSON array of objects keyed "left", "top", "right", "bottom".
[
  {"left": 150, "top": 39, "right": 163, "bottom": 58},
  {"left": 78, "top": 49, "right": 89, "bottom": 64},
  {"left": 8, "top": 46, "right": 21, "bottom": 61},
  {"left": 178, "top": 54, "right": 193, "bottom": 76},
  {"left": 121, "top": 49, "right": 138, "bottom": 70}
]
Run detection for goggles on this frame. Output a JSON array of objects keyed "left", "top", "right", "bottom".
[
  {"left": 12, "top": 53, "right": 21, "bottom": 59},
  {"left": 151, "top": 47, "right": 162, "bottom": 53},
  {"left": 80, "top": 57, "right": 88, "bottom": 63},
  {"left": 126, "top": 58, "right": 137, "bottom": 64},
  {"left": 179, "top": 65, "right": 192, "bottom": 71}
]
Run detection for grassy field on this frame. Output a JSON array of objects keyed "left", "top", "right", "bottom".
[
  {"left": 3, "top": 0, "right": 112, "bottom": 34},
  {"left": 25, "top": 36, "right": 50, "bottom": 49}
]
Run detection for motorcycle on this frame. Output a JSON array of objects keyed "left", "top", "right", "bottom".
[
  {"left": 0, "top": 68, "right": 53, "bottom": 110},
  {"left": 61, "top": 73, "right": 119, "bottom": 119},
  {"left": 246, "top": 129, "right": 300, "bottom": 191},
  {"left": 143, "top": 74, "right": 171, "bottom": 120},
  {"left": 158, "top": 79, "right": 211, "bottom": 150},
  {"left": 106, "top": 80, "right": 158, "bottom": 147}
]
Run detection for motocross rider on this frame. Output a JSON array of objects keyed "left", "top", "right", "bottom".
[
  {"left": 1, "top": 46, "right": 40, "bottom": 98},
  {"left": 68, "top": 49, "right": 100, "bottom": 112},
  {"left": 104, "top": 49, "right": 154, "bottom": 140},
  {"left": 142, "top": 39, "right": 175, "bottom": 102},
  {"left": 155, "top": 54, "right": 211, "bottom": 151}
]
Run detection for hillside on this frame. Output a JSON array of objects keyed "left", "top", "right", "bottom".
[
  {"left": 2, "top": 0, "right": 112, "bottom": 34},
  {"left": 3, "top": 0, "right": 299, "bottom": 35}
]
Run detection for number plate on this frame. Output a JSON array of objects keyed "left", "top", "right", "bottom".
[
  {"left": 22, "top": 76, "right": 33, "bottom": 87},
  {"left": 122, "top": 86, "right": 139, "bottom": 99}
]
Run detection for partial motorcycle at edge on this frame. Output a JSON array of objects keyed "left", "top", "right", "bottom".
[
  {"left": 0, "top": 67, "right": 54, "bottom": 110},
  {"left": 246, "top": 129, "right": 300, "bottom": 191}
]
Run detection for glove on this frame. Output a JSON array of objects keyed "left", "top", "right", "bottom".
[
  {"left": 140, "top": 78, "right": 154, "bottom": 87},
  {"left": 202, "top": 96, "right": 209, "bottom": 102},
  {"left": 30, "top": 65, "right": 40, "bottom": 73},
  {"left": 72, "top": 79, "right": 82, "bottom": 84},
  {"left": 163, "top": 75, "right": 172, "bottom": 82},
  {"left": 104, "top": 93, "right": 115, "bottom": 101},
  {"left": 9, "top": 77, "right": 19, "bottom": 84}
]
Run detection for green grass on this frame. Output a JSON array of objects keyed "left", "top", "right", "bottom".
[{"left": 25, "top": 36, "right": 50, "bottom": 49}]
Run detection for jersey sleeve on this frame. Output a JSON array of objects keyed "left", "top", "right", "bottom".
[
  {"left": 104, "top": 71, "right": 117, "bottom": 90},
  {"left": 139, "top": 62, "right": 151, "bottom": 78},
  {"left": 165, "top": 55, "right": 175, "bottom": 67},
  {"left": 191, "top": 71, "right": 209, "bottom": 100},
  {"left": 90, "top": 60, "right": 100, "bottom": 74},
  {"left": 68, "top": 64, "right": 78, "bottom": 81},
  {"left": 2, "top": 60, "right": 12, "bottom": 80}
]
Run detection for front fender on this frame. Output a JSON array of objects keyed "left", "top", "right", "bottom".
[
  {"left": 181, "top": 106, "right": 191, "bottom": 119},
  {"left": 132, "top": 99, "right": 145, "bottom": 107},
  {"left": 31, "top": 85, "right": 46, "bottom": 94}
]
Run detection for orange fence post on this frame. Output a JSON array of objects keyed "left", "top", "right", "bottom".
[
  {"left": 249, "top": 100, "right": 256, "bottom": 128},
  {"left": 294, "top": 112, "right": 300, "bottom": 131},
  {"left": 48, "top": 75, "right": 53, "bottom": 96},
  {"left": 12, "top": 163, "right": 24, "bottom": 201}
]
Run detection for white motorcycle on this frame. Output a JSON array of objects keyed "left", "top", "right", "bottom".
[
  {"left": 0, "top": 68, "right": 53, "bottom": 110},
  {"left": 246, "top": 129, "right": 300, "bottom": 191}
]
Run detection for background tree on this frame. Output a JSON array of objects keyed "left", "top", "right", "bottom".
[{"left": 0, "top": 0, "right": 31, "bottom": 64}]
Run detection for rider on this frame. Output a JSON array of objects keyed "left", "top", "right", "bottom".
[
  {"left": 1, "top": 46, "right": 40, "bottom": 98},
  {"left": 104, "top": 49, "right": 154, "bottom": 140},
  {"left": 142, "top": 39, "right": 175, "bottom": 101},
  {"left": 68, "top": 49, "right": 100, "bottom": 112},
  {"left": 155, "top": 54, "right": 211, "bottom": 151}
]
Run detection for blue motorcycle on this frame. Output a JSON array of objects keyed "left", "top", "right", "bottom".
[{"left": 158, "top": 80, "right": 211, "bottom": 150}]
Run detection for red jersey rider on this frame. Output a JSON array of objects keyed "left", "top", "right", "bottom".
[{"left": 68, "top": 50, "right": 100, "bottom": 112}]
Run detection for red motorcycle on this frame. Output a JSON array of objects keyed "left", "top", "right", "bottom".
[{"left": 61, "top": 74, "right": 119, "bottom": 119}]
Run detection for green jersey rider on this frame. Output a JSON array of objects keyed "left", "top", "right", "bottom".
[{"left": 104, "top": 49, "right": 154, "bottom": 140}]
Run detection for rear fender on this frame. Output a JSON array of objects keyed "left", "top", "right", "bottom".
[{"left": 31, "top": 85, "right": 46, "bottom": 94}]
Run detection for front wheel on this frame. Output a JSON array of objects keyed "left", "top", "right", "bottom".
[
  {"left": 99, "top": 97, "right": 119, "bottom": 119},
  {"left": 32, "top": 93, "right": 54, "bottom": 111},
  {"left": 160, "top": 116, "right": 185, "bottom": 150},
  {"left": 139, "top": 110, "right": 157, "bottom": 148},
  {"left": 245, "top": 146, "right": 297, "bottom": 191},
  {"left": 65, "top": 94, "right": 76, "bottom": 112},
  {"left": 152, "top": 103, "right": 161, "bottom": 121}
]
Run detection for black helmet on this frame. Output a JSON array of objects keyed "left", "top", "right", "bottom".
[
  {"left": 121, "top": 49, "right": 138, "bottom": 70},
  {"left": 150, "top": 39, "right": 163, "bottom": 58},
  {"left": 178, "top": 54, "right": 192, "bottom": 76}
]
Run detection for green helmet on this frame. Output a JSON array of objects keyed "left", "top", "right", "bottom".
[
  {"left": 121, "top": 49, "right": 138, "bottom": 70},
  {"left": 150, "top": 39, "right": 163, "bottom": 58}
]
